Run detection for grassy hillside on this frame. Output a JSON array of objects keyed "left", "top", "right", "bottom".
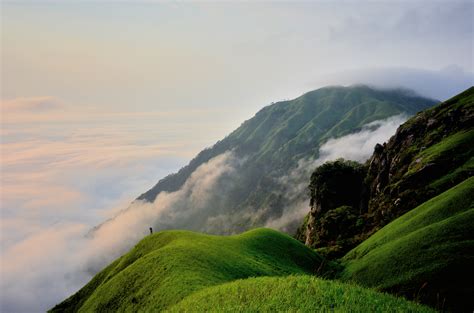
[
  {"left": 341, "top": 177, "right": 474, "bottom": 311},
  {"left": 52, "top": 228, "right": 435, "bottom": 313},
  {"left": 50, "top": 228, "right": 329, "bottom": 312},
  {"left": 168, "top": 275, "right": 434, "bottom": 313}
]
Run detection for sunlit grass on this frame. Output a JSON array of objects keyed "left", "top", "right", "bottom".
[
  {"left": 341, "top": 177, "right": 474, "bottom": 310},
  {"left": 50, "top": 228, "right": 326, "bottom": 312},
  {"left": 168, "top": 275, "right": 434, "bottom": 313}
]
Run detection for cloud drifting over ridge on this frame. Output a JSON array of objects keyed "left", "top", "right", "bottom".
[
  {"left": 88, "top": 150, "right": 243, "bottom": 258},
  {"left": 266, "top": 114, "right": 408, "bottom": 231},
  {"left": 318, "top": 115, "right": 408, "bottom": 163},
  {"left": 312, "top": 67, "right": 474, "bottom": 101}
]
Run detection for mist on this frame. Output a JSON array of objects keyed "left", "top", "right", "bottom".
[
  {"left": 0, "top": 151, "right": 243, "bottom": 312},
  {"left": 314, "top": 67, "right": 473, "bottom": 101},
  {"left": 265, "top": 114, "right": 408, "bottom": 231},
  {"left": 319, "top": 115, "right": 409, "bottom": 163}
]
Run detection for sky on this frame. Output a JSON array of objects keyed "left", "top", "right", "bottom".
[{"left": 1, "top": 1, "right": 473, "bottom": 312}]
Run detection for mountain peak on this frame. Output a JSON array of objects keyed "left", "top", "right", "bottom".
[{"left": 130, "top": 86, "right": 437, "bottom": 235}]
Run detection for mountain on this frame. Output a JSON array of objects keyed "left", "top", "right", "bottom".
[
  {"left": 51, "top": 229, "right": 433, "bottom": 312},
  {"left": 124, "top": 85, "right": 435, "bottom": 235},
  {"left": 52, "top": 86, "right": 460, "bottom": 312},
  {"left": 297, "top": 87, "right": 474, "bottom": 311}
]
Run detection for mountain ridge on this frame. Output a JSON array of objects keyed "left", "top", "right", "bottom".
[
  {"left": 127, "top": 85, "right": 436, "bottom": 235},
  {"left": 138, "top": 85, "right": 436, "bottom": 202}
]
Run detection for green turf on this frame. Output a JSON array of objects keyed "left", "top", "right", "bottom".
[
  {"left": 167, "top": 275, "right": 434, "bottom": 313},
  {"left": 406, "top": 129, "right": 474, "bottom": 176},
  {"left": 50, "top": 228, "right": 327, "bottom": 312},
  {"left": 340, "top": 177, "right": 474, "bottom": 311}
]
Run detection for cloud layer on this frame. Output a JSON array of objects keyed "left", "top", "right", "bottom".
[{"left": 0, "top": 96, "right": 227, "bottom": 312}]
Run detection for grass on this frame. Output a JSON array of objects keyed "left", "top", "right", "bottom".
[
  {"left": 340, "top": 177, "right": 474, "bottom": 311},
  {"left": 429, "top": 156, "right": 474, "bottom": 190},
  {"left": 168, "top": 275, "right": 434, "bottom": 313},
  {"left": 51, "top": 227, "right": 435, "bottom": 312},
  {"left": 50, "top": 228, "right": 328, "bottom": 312},
  {"left": 406, "top": 129, "right": 474, "bottom": 175}
]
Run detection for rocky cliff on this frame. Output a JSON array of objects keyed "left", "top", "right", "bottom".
[
  {"left": 366, "top": 87, "right": 474, "bottom": 229},
  {"left": 298, "top": 87, "right": 474, "bottom": 257}
]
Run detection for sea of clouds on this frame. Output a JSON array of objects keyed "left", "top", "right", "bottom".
[{"left": 0, "top": 112, "right": 407, "bottom": 312}]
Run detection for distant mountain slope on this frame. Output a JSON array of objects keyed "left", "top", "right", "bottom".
[
  {"left": 139, "top": 85, "right": 434, "bottom": 201},
  {"left": 341, "top": 177, "right": 474, "bottom": 312},
  {"left": 130, "top": 85, "right": 435, "bottom": 235},
  {"left": 50, "top": 229, "right": 327, "bottom": 312}
]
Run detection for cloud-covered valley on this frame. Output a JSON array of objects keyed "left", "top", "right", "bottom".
[{"left": 0, "top": 97, "right": 232, "bottom": 312}]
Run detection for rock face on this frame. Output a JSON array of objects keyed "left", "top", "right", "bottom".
[
  {"left": 365, "top": 88, "right": 474, "bottom": 230},
  {"left": 298, "top": 86, "right": 474, "bottom": 255}
]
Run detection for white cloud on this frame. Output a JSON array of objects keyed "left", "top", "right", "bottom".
[
  {"left": 311, "top": 67, "right": 473, "bottom": 101},
  {"left": 265, "top": 114, "right": 408, "bottom": 231},
  {"left": 318, "top": 115, "right": 408, "bottom": 163}
]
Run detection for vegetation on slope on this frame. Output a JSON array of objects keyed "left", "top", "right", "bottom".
[
  {"left": 50, "top": 228, "right": 331, "bottom": 312},
  {"left": 168, "top": 275, "right": 434, "bottom": 313},
  {"left": 340, "top": 177, "right": 474, "bottom": 312}
]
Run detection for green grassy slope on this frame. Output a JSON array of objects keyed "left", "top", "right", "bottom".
[
  {"left": 408, "top": 129, "right": 474, "bottom": 191},
  {"left": 341, "top": 177, "right": 474, "bottom": 311},
  {"left": 168, "top": 275, "right": 434, "bottom": 313},
  {"left": 50, "top": 228, "right": 327, "bottom": 312}
]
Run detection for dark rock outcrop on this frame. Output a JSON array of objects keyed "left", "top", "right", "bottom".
[
  {"left": 365, "top": 88, "right": 474, "bottom": 231},
  {"left": 300, "top": 159, "right": 367, "bottom": 258}
]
